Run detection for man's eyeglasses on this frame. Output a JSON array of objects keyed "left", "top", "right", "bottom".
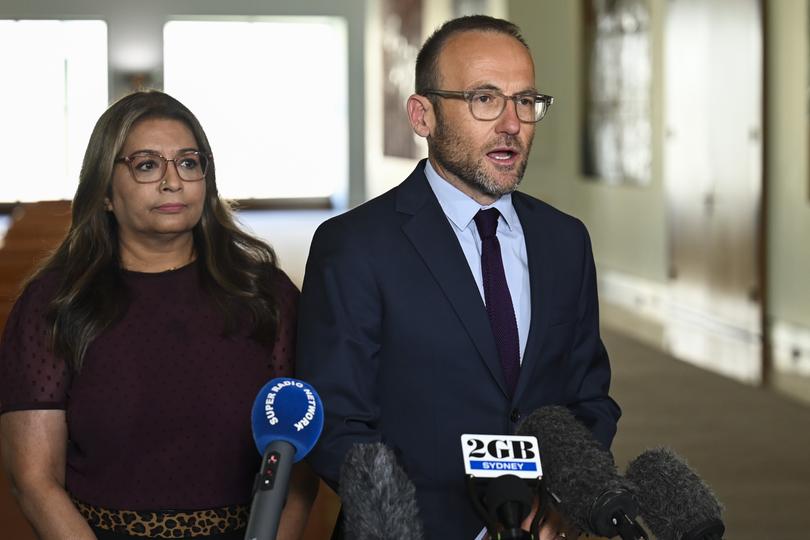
[
  {"left": 423, "top": 89, "right": 554, "bottom": 123},
  {"left": 115, "top": 150, "right": 211, "bottom": 184}
]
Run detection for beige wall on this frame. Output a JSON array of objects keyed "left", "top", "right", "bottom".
[
  {"left": 768, "top": 0, "right": 810, "bottom": 329},
  {"left": 510, "top": 0, "right": 669, "bottom": 282},
  {"left": 511, "top": 0, "right": 810, "bottom": 395},
  {"left": 513, "top": 0, "right": 810, "bottom": 326}
]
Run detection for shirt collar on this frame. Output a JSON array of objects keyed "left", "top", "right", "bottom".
[{"left": 424, "top": 159, "right": 518, "bottom": 232}]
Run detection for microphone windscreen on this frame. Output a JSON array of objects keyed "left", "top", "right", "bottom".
[
  {"left": 485, "top": 473, "right": 533, "bottom": 528},
  {"left": 339, "top": 442, "right": 424, "bottom": 540},
  {"left": 625, "top": 447, "right": 723, "bottom": 540},
  {"left": 516, "top": 406, "right": 634, "bottom": 533},
  {"left": 251, "top": 377, "right": 324, "bottom": 462}
]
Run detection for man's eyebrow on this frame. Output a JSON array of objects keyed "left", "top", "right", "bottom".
[
  {"left": 468, "top": 83, "right": 502, "bottom": 92},
  {"left": 467, "top": 84, "right": 539, "bottom": 94}
]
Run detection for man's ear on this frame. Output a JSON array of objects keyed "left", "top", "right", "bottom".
[{"left": 407, "top": 94, "right": 435, "bottom": 138}]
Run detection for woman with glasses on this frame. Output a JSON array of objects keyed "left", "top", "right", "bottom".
[{"left": 0, "top": 91, "right": 317, "bottom": 539}]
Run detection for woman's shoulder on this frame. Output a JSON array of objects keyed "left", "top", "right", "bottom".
[
  {"left": 1, "top": 268, "right": 71, "bottom": 413},
  {"left": 261, "top": 266, "right": 298, "bottom": 314},
  {"left": 0, "top": 270, "right": 60, "bottom": 348},
  {"left": 11, "top": 269, "right": 62, "bottom": 311},
  {"left": 270, "top": 267, "right": 298, "bottom": 295}
]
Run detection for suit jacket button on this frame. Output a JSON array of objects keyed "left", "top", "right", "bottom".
[{"left": 510, "top": 408, "right": 521, "bottom": 423}]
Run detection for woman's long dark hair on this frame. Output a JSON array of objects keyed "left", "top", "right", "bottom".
[{"left": 30, "top": 90, "right": 281, "bottom": 371}]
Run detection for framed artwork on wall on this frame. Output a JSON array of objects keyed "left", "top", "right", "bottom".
[
  {"left": 382, "top": 0, "right": 422, "bottom": 159},
  {"left": 581, "top": 0, "right": 652, "bottom": 185}
]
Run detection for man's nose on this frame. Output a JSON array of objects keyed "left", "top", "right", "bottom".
[{"left": 494, "top": 99, "right": 521, "bottom": 135}]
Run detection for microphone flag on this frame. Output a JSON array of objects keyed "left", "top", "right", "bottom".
[{"left": 245, "top": 377, "right": 324, "bottom": 540}]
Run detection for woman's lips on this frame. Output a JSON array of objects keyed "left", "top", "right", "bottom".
[{"left": 154, "top": 203, "right": 186, "bottom": 213}]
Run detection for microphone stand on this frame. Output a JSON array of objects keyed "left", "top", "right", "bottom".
[
  {"left": 589, "top": 489, "right": 649, "bottom": 540},
  {"left": 609, "top": 511, "right": 648, "bottom": 540},
  {"left": 245, "top": 441, "right": 296, "bottom": 540}
]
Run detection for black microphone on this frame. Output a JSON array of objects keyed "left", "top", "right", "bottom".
[
  {"left": 483, "top": 474, "right": 534, "bottom": 539},
  {"left": 625, "top": 447, "right": 725, "bottom": 540},
  {"left": 517, "top": 406, "right": 648, "bottom": 540},
  {"left": 245, "top": 378, "right": 324, "bottom": 540},
  {"left": 339, "top": 442, "right": 424, "bottom": 540},
  {"left": 460, "top": 434, "right": 544, "bottom": 539}
]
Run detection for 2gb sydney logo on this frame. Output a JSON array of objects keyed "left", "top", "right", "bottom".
[{"left": 461, "top": 434, "right": 543, "bottom": 479}]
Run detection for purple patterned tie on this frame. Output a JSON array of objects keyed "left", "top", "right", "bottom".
[{"left": 474, "top": 208, "right": 520, "bottom": 395}]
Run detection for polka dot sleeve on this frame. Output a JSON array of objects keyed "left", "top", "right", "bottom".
[
  {"left": 271, "top": 270, "right": 299, "bottom": 378},
  {"left": 0, "top": 275, "right": 71, "bottom": 413}
]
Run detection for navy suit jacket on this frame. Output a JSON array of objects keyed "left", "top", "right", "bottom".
[{"left": 297, "top": 161, "right": 621, "bottom": 539}]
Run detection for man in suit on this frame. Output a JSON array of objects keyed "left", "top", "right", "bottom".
[{"left": 297, "top": 15, "right": 621, "bottom": 539}]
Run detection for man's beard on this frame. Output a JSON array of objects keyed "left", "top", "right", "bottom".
[{"left": 429, "top": 110, "right": 533, "bottom": 198}]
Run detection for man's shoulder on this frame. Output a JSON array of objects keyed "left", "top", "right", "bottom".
[
  {"left": 309, "top": 176, "right": 420, "bottom": 260},
  {"left": 314, "top": 163, "right": 428, "bottom": 242},
  {"left": 512, "top": 190, "right": 587, "bottom": 233},
  {"left": 317, "top": 187, "right": 398, "bottom": 236}
]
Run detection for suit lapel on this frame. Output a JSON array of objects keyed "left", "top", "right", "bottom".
[
  {"left": 397, "top": 162, "right": 508, "bottom": 397},
  {"left": 512, "top": 192, "right": 555, "bottom": 401}
]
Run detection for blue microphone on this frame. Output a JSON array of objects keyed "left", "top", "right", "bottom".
[{"left": 245, "top": 378, "right": 324, "bottom": 540}]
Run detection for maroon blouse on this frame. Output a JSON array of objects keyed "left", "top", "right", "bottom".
[{"left": 0, "top": 262, "right": 297, "bottom": 511}]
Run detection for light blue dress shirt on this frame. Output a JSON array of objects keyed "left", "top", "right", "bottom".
[{"left": 424, "top": 160, "right": 531, "bottom": 362}]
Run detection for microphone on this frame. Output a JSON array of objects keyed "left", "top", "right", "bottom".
[
  {"left": 516, "top": 406, "right": 648, "bottom": 540},
  {"left": 483, "top": 473, "right": 534, "bottom": 539},
  {"left": 625, "top": 447, "right": 725, "bottom": 540},
  {"left": 245, "top": 377, "right": 324, "bottom": 540},
  {"left": 339, "top": 442, "right": 424, "bottom": 540},
  {"left": 460, "top": 434, "right": 544, "bottom": 539}
]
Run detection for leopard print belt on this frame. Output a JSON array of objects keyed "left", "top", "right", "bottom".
[{"left": 72, "top": 498, "right": 249, "bottom": 538}]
